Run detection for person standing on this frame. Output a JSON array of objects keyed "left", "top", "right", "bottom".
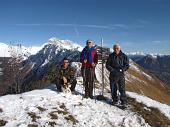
[
  {"left": 80, "top": 39, "right": 98, "bottom": 99},
  {"left": 106, "top": 44, "right": 129, "bottom": 106}
]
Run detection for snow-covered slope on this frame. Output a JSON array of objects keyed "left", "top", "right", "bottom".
[
  {"left": 0, "top": 81, "right": 148, "bottom": 127},
  {"left": 0, "top": 43, "right": 11, "bottom": 57},
  {"left": 0, "top": 42, "right": 44, "bottom": 57},
  {"left": 0, "top": 77, "right": 170, "bottom": 127}
]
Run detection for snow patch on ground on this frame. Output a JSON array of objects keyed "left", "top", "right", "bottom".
[{"left": 0, "top": 77, "right": 169, "bottom": 127}]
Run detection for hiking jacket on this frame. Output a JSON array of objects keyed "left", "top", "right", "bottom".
[
  {"left": 57, "top": 65, "right": 76, "bottom": 83},
  {"left": 80, "top": 46, "right": 98, "bottom": 68},
  {"left": 106, "top": 51, "right": 129, "bottom": 78}
]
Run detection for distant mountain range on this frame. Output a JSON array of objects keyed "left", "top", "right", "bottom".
[{"left": 129, "top": 54, "right": 170, "bottom": 87}]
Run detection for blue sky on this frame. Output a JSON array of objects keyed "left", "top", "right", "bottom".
[{"left": 0, "top": 0, "right": 170, "bottom": 54}]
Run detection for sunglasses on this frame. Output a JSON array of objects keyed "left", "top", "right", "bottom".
[{"left": 87, "top": 41, "right": 92, "bottom": 43}]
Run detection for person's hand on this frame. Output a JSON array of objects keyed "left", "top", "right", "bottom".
[
  {"left": 84, "top": 59, "right": 87, "bottom": 63},
  {"left": 63, "top": 77, "right": 67, "bottom": 84},
  {"left": 92, "top": 62, "right": 96, "bottom": 67},
  {"left": 118, "top": 68, "right": 123, "bottom": 73}
]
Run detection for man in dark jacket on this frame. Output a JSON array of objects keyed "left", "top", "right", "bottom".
[
  {"left": 106, "top": 44, "right": 129, "bottom": 106},
  {"left": 80, "top": 39, "right": 98, "bottom": 98},
  {"left": 56, "top": 57, "right": 77, "bottom": 93}
]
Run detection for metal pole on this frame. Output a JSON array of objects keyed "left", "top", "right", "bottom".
[
  {"left": 93, "top": 67, "right": 96, "bottom": 102},
  {"left": 82, "top": 65, "right": 86, "bottom": 100},
  {"left": 101, "top": 37, "right": 104, "bottom": 96}
]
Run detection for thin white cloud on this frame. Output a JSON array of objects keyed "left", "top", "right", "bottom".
[
  {"left": 152, "top": 40, "right": 169, "bottom": 44},
  {"left": 137, "top": 19, "right": 151, "bottom": 24},
  {"left": 110, "top": 24, "right": 128, "bottom": 28},
  {"left": 14, "top": 23, "right": 118, "bottom": 30},
  {"left": 79, "top": 24, "right": 116, "bottom": 30},
  {"left": 152, "top": 40, "right": 162, "bottom": 43}
]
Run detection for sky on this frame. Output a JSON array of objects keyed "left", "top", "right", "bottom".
[{"left": 0, "top": 0, "right": 170, "bottom": 54}]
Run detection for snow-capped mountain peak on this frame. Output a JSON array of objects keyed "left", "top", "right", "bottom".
[{"left": 48, "top": 37, "right": 83, "bottom": 51}]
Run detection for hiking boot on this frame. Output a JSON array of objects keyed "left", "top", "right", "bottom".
[
  {"left": 120, "top": 101, "right": 127, "bottom": 107},
  {"left": 89, "top": 95, "right": 94, "bottom": 99},
  {"left": 57, "top": 89, "right": 62, "bottom": 92},
  {"left": 71, "top": 91, "right": 76, "bottom": 95},
  {"left": 112, "top": 100, "right": 118, "bottom": 105},
  {"left": 84, "top": 95, "right": 89, "bottom": 98}
]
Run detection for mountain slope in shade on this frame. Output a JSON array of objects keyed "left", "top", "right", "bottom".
[
  {"left": 130, "top": 54, "right": 170, "bottom": 87},
  {"left": 20, "top": 38, "right": 81, "bottom": 91},
  {"left": 23, "top": 38, "right": 81, "bottom": 71}
]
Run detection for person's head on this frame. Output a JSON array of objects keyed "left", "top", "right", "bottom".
[
  {"left": 63, "top": 57, "right": 70, "bottom": 68},
  {"left": 113, "top": 44, "right": 121, "bottom": 55},
  {"left": 86, "top": 39, "right": 93, "bottom": 48}
]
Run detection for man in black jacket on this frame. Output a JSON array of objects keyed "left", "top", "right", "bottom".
[{"left": 106, "top": 44, "right": 129, "bottom": 106}]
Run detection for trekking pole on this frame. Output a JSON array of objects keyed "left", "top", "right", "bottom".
[
  {"left": 93, "top": 67, "right": 96, "bottom": 103},
  {"left": 101, "top": 37, "right": 104, "bottom": 96},
  {"left": 116, "top": 81, "right": 120, "bottom": 104},
  {"left": 82, "top": 65, "right": 86, "bottom": 100}
]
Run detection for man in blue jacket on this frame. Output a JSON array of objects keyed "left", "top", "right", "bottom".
[{"left": 106, "top": 44, "right": 129, "bottom": 106}]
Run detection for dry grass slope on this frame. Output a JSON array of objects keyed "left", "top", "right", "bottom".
[{"left": 126, "top": 62, "right": 170, "bottom": 105}]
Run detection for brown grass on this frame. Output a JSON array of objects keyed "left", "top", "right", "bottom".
[
  {"left": 27, "top": 112, "right": 41, "bottom": 122},
  {"left": 48, "top": 121, "right": 57, "bottom": 127},
  {"left": 126, "top": 64, "right": 170, "bottom": 105},
  {"left": 0, "top": 119, "right": 7, "bottom": 126},
  {"left": 27, "top": 124, "right": 38, "bottom": 127},
  {"left": 59, "top": 103, "right": 67, "bottom": 110},
  {"left": 36, "top": 106, "right": 47, "bottom": 112},
  {"left": 57, "top": 110, "right": 69, "bottom": 115},
  {"left": 65, "top": 115, "right": 79, "bottom": 125},
  {"left": 49, "top": 111, "right": 58, "bottom": 119},
  {"left": 0, "top": 108, "right": 3, "bottom": 113}
]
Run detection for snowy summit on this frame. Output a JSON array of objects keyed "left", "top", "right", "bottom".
[{"left": 0, "top": 77, "right": 170, "bottom": 127}]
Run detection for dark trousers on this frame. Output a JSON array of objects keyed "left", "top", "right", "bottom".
[
  {"left": 110, "top": 75, "right": 127, "bottom": 104},
  {"left": 56, "top": 78, "right": 77, "bottom": 92},
  {"left": 82, "top": 67, "right": 95, "bottom": 98}
]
